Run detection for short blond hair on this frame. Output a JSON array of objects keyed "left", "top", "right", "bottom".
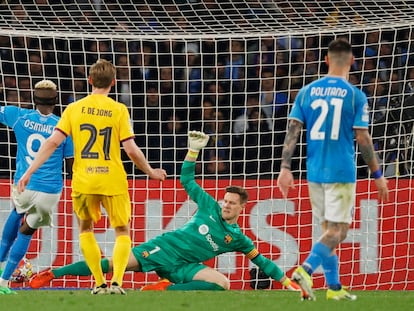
[
  {"left": 34, "top": 79, "right": 57, "bottom": 90},
  {"left": 89, "top": 59, "right": 116, "bottom": 88},
  {"left": 34, "top": 79, "right": 58, "bottom": 105}
]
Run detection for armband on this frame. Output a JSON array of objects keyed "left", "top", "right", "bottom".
[{"left": 371, "top": 169, "right": 383, "bottom": 179}]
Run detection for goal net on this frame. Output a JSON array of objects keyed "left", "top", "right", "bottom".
[{"left": 0, "top": 0, "right": 413, "bottom": 291}]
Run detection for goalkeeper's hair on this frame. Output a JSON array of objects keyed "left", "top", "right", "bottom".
[
  {"left": 89, "top": 59, "right": 116, "bottom": 89},
  {"left": 226, "top": 186, "right": 248, "bottom": 204}
]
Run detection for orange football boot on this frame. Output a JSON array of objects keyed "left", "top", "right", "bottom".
[
  {"left": 140, "top": 279, "right": 172, "bottom": 291},
  {"left": 29, "top": 270, "right": 55, "bottom": 289}
]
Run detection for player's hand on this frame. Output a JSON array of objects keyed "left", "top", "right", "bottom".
[
  {"left": 17, "top": 173, "right": 31, "bottom": 193},
  {"left": 277, "top": 168, "right": 295, "bottom": 198},
  {"left": 149, "top": 168, "right": 167, "bottom": 181},
  {"left": 188, "top": 131, "right": 209, "bottom": 152},
  {"left": 375, "top": 176, "right": 389, "bottom": 202}
]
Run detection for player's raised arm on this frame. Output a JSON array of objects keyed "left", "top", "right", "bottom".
[
  {"left": 185, "top": 130, "right": 210, "bottom": 163},
  {"left": 180, "top": 131, "right": 209, "bottom": 188},
  {"left": 354, "top": 128, "right": 389, "bottom": 202},
  {"left": 180, "top": 131, "right": 217, "bottom": 207}
]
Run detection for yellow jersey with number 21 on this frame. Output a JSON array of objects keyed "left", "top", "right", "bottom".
[{"left": 56, "top": 94, "right": 134, "bottom": 195}]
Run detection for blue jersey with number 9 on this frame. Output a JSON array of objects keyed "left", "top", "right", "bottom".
[
  {"left": 289, "top": 76, "right": 369, "bottom": 183},
  {"left": 0, "top": 105, "right": 74, "bottom": 193}
]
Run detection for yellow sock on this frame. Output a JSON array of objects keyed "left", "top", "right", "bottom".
[
  {"left": 79, "top": 232, "right": 106, "bottom": 286},
  {"left": 111, "top": 235, "right": 131, "bottom": 286}
]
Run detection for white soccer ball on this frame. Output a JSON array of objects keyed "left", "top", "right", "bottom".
[{"left": 10, "top": 258, "right": 33, "bottom": 283}]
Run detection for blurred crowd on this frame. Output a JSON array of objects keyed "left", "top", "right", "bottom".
[{"left": 1, "top": 2, "right": 414, "bottom": 179}]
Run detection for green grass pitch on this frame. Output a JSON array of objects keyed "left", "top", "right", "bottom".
[{"left": 2, "top": 289, "right": 413, "bottom": 311}]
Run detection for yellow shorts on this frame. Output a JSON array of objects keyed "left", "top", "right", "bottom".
[{"left": 72, "top": 191, "right": 131, "bottom": 228}]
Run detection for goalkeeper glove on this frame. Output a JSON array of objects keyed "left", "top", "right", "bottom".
[{"left": 188, "top": 131, "right": 209, "bottom": 152}]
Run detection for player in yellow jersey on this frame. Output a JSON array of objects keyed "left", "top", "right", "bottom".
[{"left": 18, "top": 59, "right": 167, "bottom": 295}]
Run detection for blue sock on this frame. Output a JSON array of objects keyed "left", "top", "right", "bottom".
[
  {"left": 1, "top": 232, "right": 32, "bottom": 280},
  {"left": 0, "top": 209, "right": 23, "bottom": 262},
  {"left": 303, "top": 242, "right": 332, "bottom": 275},
  {"left": 322, "top": 254, "right": 341, "bottom": 290}
]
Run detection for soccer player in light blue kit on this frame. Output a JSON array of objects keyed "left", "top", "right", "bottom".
[
  {"left": 0, "top": 80, "right": 73, "bottom": 294},
  {"left": 277, "top": 39, "right": 389, "bottom": 301}
]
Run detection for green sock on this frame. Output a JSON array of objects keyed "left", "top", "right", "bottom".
[
  {"left": 167, "top": 280, "right": 225, "bottom": 291},
  {"left": 52, "top": 258, "right": 110, "bottom": 277}
]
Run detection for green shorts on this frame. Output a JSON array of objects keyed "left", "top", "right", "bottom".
[{"left": 132, "top": 241, "right": 206, "bottom": 284}]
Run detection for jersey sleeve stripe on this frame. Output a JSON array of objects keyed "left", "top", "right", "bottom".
[
  {"left": 55, "top": 127, "right": 69, "bottom": 137},
  {"left": 120, "top": 135, "right": 135, "bottom": 143}
]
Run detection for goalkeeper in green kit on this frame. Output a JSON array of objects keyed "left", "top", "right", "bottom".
[{"left": 30, "top": 131, "right": 300, "bottom": 292}]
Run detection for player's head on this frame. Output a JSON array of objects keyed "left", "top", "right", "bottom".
[
  {"left": 33, "top": 79, "right": 58, "bottom": 106},
  {"left": 221, "top": 186, "right": 248, "bottom": 223},
  {"left": 88, "top": 59, "right": 116, "bottom": 89},
  {"left": 326, "top": 38, "right": 354, "bottom": 68}
]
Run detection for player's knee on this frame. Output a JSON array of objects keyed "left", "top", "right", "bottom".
[
  {"left": 336, "top": 223, "right": 350, "bottom": 242},
  {"left": 323, "top": 231, "right": 341, "bottom": 247},
  {"left": 338, "top": 229, "right": 348, "bottom": 243},
  {"left": 325, "top": 223, "right": 349, "bottom": 245},
  {"left": 114, "top": 225, "right": 129, "bottom": 235}
]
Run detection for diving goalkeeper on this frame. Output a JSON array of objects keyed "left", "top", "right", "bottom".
[{"left": 30, "top": 131, "right": 300, "bottom": 291}]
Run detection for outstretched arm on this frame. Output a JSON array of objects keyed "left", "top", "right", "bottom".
[
  {"left": 184, "top": 130, "right": 210, "bottom": 163},
  {"left": 180, "top": 131, "right": 216, "bottom": 207},
  {"left": 277, "top": 119, "right": 303, "bottom": 198}
]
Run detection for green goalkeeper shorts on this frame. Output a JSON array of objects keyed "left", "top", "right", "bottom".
[{"left": 132, "top": 241, "right": 207, "bottom": 284}]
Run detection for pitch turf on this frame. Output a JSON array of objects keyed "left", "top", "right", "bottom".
[{"left": 2, "top": 289, "right": 413, "bottom": 311}]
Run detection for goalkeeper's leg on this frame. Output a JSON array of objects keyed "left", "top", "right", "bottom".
[
  {"left": 141, "top": 266, "right": 228, "bottom": 291},
  {"left": 30, "top": 252, "right": 141, "bottom": 289},
  {"left": 29, "top": 258, "right": 111, "bottom": 289}
]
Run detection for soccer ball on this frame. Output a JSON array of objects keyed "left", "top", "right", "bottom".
[{"left": 10, "top": 258, "right": 33, "bottom": 283}]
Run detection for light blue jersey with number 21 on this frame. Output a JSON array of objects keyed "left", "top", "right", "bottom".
[
  {"left": 0, "top": 105, "right": 73, "bottom": 193},
  {"left": 289, "top": 76, "right": 369, "bottom": 183}
]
